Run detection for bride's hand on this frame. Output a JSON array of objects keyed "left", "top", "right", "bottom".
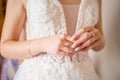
[
  {"left": 71, "top": 26, "right": 105, "bottom": 52},
  {"left": 42, "top": 34, "right": 74, "bottom": 56}
]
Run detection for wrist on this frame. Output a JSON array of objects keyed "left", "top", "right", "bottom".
[
  {"left": 93, "top": 37, "right": 105, "bottom": 52},
  {"left": 28, "top": 38, "right": 45, "bottom": 57}
]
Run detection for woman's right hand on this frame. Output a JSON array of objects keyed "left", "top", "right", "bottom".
[{"left": 40, "top": 34, "right": 74, "bottom": 56}]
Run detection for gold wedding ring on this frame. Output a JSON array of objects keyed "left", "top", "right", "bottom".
[{"left": 90, "top": 32, "right": 95, "bottom": 38}]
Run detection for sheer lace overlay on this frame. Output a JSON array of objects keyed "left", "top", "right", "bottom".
[{"left": 14, "top": 0, "right": 100, "bottom": 80}]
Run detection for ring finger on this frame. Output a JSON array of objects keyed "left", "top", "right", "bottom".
[
  {"left": 63, "top": 40, "right": 73, "bottom": 47},
  {"left": 60, "top": 44, "right": 74, "bottom": 54},
  {"left": 71, "top": 32, "right": 92, "bottom": 48},
  {"left": 79, "top": 36, "right": 99, "bottom": 50}
]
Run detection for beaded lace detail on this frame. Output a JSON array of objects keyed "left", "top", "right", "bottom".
[{"left": 14, "top": 0, "right": 100, "bottom": 80}]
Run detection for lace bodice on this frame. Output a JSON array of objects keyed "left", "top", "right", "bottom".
[
  {"left": 25, "top": 0, "right": 98, "bottom": 40},
  {"left": 24, "top": 0, "right": 99, "bottom": 63},
  {"left": 14, "top": 0, "right": 100, "bottom": 80}
]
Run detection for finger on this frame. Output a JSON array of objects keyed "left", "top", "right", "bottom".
[
  {"left": 60, "top": 45, "right": 74, "bottom": 54},
  {"left": 65, "top": 34, "right": 73, "bottom": 42},
  {"left": 80, "top": 47, "right": 89, "bottom": 52},
  {"left": 86, "top": 39, "right": 100, "bottom": 50},
  {"left": 74, "top": 47, "right": 88, "bottom": 53},
  {"left": 79, "top": 36, "right": 99, "bottom": 49},
  {"left": 63, "top": 40, "right": 73, "bottom": 47},
  {"left": 58, "top": 50, "right": 68, "bottom": 56},
  {"left": 71, "top": 26, "right": 93, "bottom": 41},
  {"left": 75, "top": 40, "right": 98, "bottom": 53},
  {"left": 71, "top": 32, "right": 92, "bottom": 48},
  {"left": 74, "top": 47, "right": 81, "bottom": 52},
  {"left": 60, "top": 34, "right": 73, "bottom": 42}
]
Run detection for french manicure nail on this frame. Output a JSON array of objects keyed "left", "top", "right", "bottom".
[
  {"left": 70, "top": 37, "right": 74, "bottom": 41},
  {"left": 74, "top": 47, "right": 81, "bottom": 52},
  {"left": 70, "top": 36, "right": 75, "bottom": 41},
  {"left": 71, "top": 44, "right": 76, "bottom": 48}
]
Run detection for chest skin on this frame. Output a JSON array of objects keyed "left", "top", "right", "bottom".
[{"left": 59, "top": 0, "right": 81, "bottom": 4}]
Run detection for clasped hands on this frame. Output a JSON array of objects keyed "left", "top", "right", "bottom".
[{"left": 57, "top": 26, "right": 105, "bottom": 56}]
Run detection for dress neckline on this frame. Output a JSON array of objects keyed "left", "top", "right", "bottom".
[
  {"left": 57, "top": 0, "right": 83, "bottom": 33},
  {"left": 62, "top": 4, "right": 80, "bottom": 6}
]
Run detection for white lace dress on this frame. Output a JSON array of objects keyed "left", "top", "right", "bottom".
[{"left": 14, "top": 0, "right": 101, "bottom": 80}]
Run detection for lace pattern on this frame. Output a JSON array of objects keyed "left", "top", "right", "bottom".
[{"left": 14, "top": 0, "right": 100, "bottom": 80}]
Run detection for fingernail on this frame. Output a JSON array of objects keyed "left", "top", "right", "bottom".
[
  {"left": 74, "top": 47, "right": 81, "bottom": 52},
  {"left": 71, "top": 43, "right": 76, "bottom": 48},
  {"left": 70, "top": 37, "right": 74, "bottom": 41},
  {"left": 71, "top": 36, "right": 75, "bottom": 41}
]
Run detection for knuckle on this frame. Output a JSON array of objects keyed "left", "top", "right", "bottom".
[
  {"left": 69, "top": 48, "right": 74, "bottom": 53},
  {"left": 94, "top": 36, "right": 98, "bottom": 40},
  {"left": 95, "top": 29, "right": 99, "bottom": 33},
  {"left": 80, "top": 32, "right": 85, "bottom": 37},
  {"left": 90, "top": 38, "right": 94, "bottom": 42},
  {"left": 87, "top": 33, "right": 91, "bottom": 37},
  {"left": 76, "top": 41, "right": 80, "bottom": 45},
  {"left": 66, "top": 42, "right": 70, "bottom": 46},
  {"left": 78, "top": 39, "right": 83, "bottom": 44},
  {"left": 65, "top": 48, "right": 72, "bottom": 53},
  {"left": 65, "top": 48, "right": 69, "bottom": 52},
  {"left": 67, "top": 48, "right": 72, "bottom": 52}
]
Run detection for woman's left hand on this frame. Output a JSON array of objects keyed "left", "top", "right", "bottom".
[{"left": 71, "top": 26, "right": 105, "bottom": 52}]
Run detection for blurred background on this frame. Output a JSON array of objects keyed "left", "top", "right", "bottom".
[
  {"left": 0, "top": 0, "right": 6, "bottom": 78},
  {"left": 0, "top": 0, "right": 120, "bottom": 80},
  {"left": 92, "top": 0, "right": 120, "bottom": 80}
]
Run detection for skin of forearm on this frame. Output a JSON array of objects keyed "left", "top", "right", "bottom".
[
  {"left": 92, "top": 36, "right": 105, "bottom": 52},
  {"left": 92, "top": 21, "right": 105, "bottom": 51},
  {"left": 92, "top": 0, "right": 105, "bottom": 52},
  {"left": 0, "top": 38, "right": 44, "bottom": 60}
]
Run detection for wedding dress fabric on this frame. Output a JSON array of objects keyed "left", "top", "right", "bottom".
[{"left": 14, "top": 0, "right": 100, "bottom": 80}]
